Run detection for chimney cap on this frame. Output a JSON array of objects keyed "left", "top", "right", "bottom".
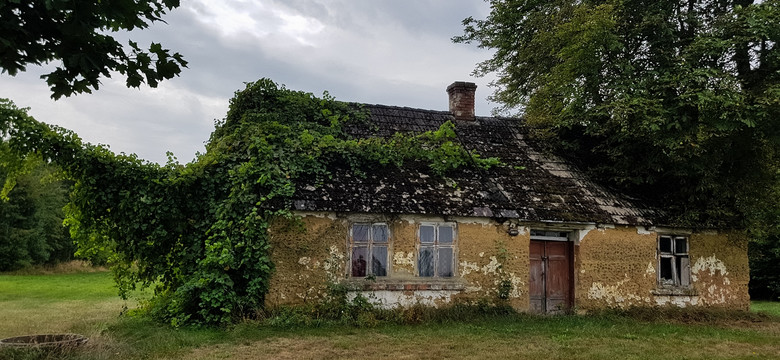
[{"left": 446, "top": 81, "right": 478, "bottom": 93}]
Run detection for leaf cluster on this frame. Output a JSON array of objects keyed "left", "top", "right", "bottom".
[{"left": 0, "top": 0, "right": 186, "bottom": 99}]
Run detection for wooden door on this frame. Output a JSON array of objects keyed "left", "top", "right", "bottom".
[{"left": 529, "top": 240, "right": 572, "bottom": 313}]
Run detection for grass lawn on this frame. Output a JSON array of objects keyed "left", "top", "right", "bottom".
[
  {"left": 752, "top": 300, "right": 780, "bottom": 317},
  {"left": 1, "top": 271, "right": 779, "bottom": 359},
  {"left": 0, "top": 271, "right": 130, "bottom": 339}
]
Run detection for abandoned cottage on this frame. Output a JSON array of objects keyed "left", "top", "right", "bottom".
[{"left": 266, "top": 82, "right": 749, "bottom": 313}]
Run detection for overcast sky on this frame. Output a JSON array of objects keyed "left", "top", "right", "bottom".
[{"left": 1, "top": 1, "right": 496, "bottom": 164}]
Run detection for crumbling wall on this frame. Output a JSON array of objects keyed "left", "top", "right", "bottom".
[
  {"left": 452, "top": 221, "right": 529, "bottom": 309},
  {"left": 267, "top": 213, "right": 749, "bottom": 311},
  {"left": 687, "top": 231, "right": 749, "bottom": 309},
  {"left": 576, "top": 226, "right": 750, "bottom": 310},
  {"left": 265, "top": 213, "right": 348, "bottom": 307},
  {"left": 576, "top": 226, "right": 657, "bottom": 309},
  {"left": 266, "top": 212, "right": 528, "bottom": 309}
]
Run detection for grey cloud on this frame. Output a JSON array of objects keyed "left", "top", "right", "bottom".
[{"left": 1, "top": 1, "right": 496, "bottom": 164}]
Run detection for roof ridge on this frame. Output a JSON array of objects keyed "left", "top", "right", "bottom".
[{"left": 351, "top": 102, "right": 452, "bottom": 115}]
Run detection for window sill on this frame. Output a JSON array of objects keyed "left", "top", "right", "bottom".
[
  {"left": 342, "top": 278, "right": 466, "bottom": 291},
  {"left": 652, "top": 287, "right": 698, "bottom": 296}
]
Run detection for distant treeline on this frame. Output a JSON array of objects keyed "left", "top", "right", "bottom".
[{"left": 0, "top": 161, "right": 73, "bottom": 271}]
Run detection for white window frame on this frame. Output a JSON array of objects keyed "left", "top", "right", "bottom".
[
  {"left": 417, "top": 222, "right": 457, "bottom": 278},
  {"left": 657, "top": 235, "right": 690, "bottom": 288},
  {"left": 349, "top": 223, "right": 390, "bottom": 278}
]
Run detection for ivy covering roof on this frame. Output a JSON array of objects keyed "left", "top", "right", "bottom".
[{"left": 290, "top": 103, "right": 662, "bottom": 226}]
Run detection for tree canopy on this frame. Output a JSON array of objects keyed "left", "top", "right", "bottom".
[
  {"left": 0, "top": 154, "right": 73, "bottom": 271},
  {"left": 0, "top": 0, "right": 186, "bottom": 99},
  {"left": 455, "top": 0, "right": 780, "bottom": 227}
]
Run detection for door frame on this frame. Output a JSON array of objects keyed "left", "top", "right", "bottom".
[{"left": 529, "top": 231, "right": 575, "bottom": 313}]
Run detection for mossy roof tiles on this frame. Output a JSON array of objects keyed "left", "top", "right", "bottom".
[{"left": 290, "top": 103, "right": 662, "bottom": 226}]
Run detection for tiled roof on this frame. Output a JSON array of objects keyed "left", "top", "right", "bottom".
[{"left": 289, "top": 103, "right": 662, "bottom": 226}]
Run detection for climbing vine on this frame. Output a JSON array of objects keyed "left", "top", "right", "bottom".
[{"left": 0, "top": 79, "right": 499, "bottom": 326}]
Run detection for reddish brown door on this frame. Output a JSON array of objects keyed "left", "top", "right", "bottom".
[{"left": 529, "top": 240, "right": 572, "bottom": 313}]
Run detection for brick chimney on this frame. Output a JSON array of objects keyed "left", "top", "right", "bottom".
[{"left": 446, "top": 81, "right": 477, "bottom": 121}]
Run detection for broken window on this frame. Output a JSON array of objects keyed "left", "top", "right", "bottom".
[
  {"left": 658, "top": 235, "right": 690, "bottom": 287},
  {"left": 350, "top": 223, "right": 389, "bottom": 277},
  {"left": 418, "top": 223, "right": 456, "bottom": 278}
]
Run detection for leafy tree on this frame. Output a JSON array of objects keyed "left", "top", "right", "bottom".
[
  {"left": 455, "top": 0, "right": 779, "bottom": 223},
  {"left": 0, "top": 0, "right": 186, "bottom": 99},
  {"left": 0, "top": 152, "right": 72, "bottom": 271},
  {"left": 455, "top": 0, "right": 780, "bottom": 294}
]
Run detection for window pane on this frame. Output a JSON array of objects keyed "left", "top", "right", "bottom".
[
  {"left": 372, "top": 246, "right": 388, "bottom": 276},
  {"left": 419, "top": 247, "right": 434, "bottom": 277},
  {"left": 530, "top": 230, "right": 568, "bottom": 240},
  {"left": 437, "top": 247, "right": 454, "bottom": 277},
  {"left": 372, "top": 225, "right": 388, "bottom": 243},
  {"left": 660, "top": 257, "right": 673, "bottom": 284},
  {"left": 351, "top": 246, "right": 368, "bottom": 277},
  {"left": 679, "top": 256, "right": 690, "bottom": 286},
  {"left": 353, "top": 224, "right": 370, "bottom": 243},
  {"left": 420, "top": 226, "right": 435, "bottom": 244},
  {"left": 659, "top": 236, "right": 672, "bottom": 253},
  {"left": 675, "top": 237, "right": 687, "bottom": 254},
  {"left": 439, "top": 226, "right": 453, "bottom": 244}
]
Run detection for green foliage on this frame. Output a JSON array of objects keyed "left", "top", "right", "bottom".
[
  {"left": 455, "top": 0, "right": 780, "bottom": 228},
  {"left": 0, "top": 0, "right": 186, "bottom": 99},
  {"left": 0, "top": 154, "right": 72, "bottom": 271},
  {"left": 749, "top": 234, "right": 780, "bottom": 300},
  {"left": 492, "top": 240, "right": 513, "bottom": 301},
  {"left": 263, "top": 283, "right": 379, "bottom": 327},
  {"left": 263, "top": 282, "right": 516, "bottom": 328},
  {"left": 0, "top": 79, "right": 499, "bottom": 326}
]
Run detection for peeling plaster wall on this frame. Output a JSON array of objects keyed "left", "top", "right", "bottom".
[
  {"left": 266, "top": 212, "right": 749, "bottom": 311},
  {"left": 577, "top": 227, "right": 749, "bottom": 311},
  {"left": 266, "top": 212, "right": 529, "bottom": 310},
  {"left": 265, "top": 215, "right": 348, "bottom": 306},
  {"left": 687, "top": 231, "right": 749, "bottom": 309},
  {"left": 452, "top": 222, "right": 529, "bottom": 309},
  {"left": 577, "top": 226, "right": 657, "bottom": 309}
]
